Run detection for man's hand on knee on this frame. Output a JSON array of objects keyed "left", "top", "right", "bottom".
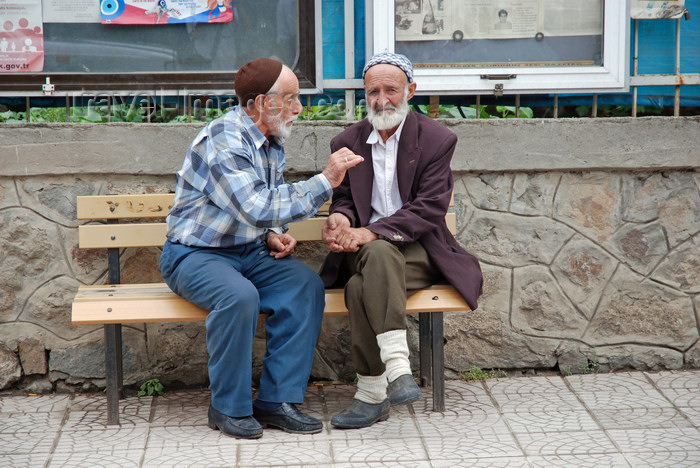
[
  {"left": 266, "top": 232, "right": 296, "bottom": 258},
  {"left": 323, "top": 213, "right": 351, "bottom": 252}
]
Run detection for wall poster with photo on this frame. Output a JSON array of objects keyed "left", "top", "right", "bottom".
[{"left": 375, "top": 0, "right": 629, "bottom": 94}]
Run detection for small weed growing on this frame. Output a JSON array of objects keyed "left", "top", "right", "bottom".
[
  {"left": 580, "top": 350, "right": 601, "bottom": 374},
  {"left": 138, "top": 378, "right": 164, "bottom": 397},
  {"left": 460, "top": 365, "right": 507, "bottom": 382}
]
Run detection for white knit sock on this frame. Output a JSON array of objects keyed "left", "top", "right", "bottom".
[
  {"left": 377, "top": 329, "right": 412, "bottom": 383},
  {"left": 355, "top": 373, "right": 388, "bottom": 404}
]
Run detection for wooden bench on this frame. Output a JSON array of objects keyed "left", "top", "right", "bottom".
[{"left": 72, "top": 193, "right": 470, "bottom": 425}]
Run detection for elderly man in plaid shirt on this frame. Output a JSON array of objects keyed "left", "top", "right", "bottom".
[{"left": 160, "top": 58, "right": 362, "bottom": 439}]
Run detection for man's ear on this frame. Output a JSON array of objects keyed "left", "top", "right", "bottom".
[
  {"left": 254, "top": 94, "right": 267, "bottom": 113},
  {"left": 406, "top": 82, "right": 417, "bottom": 101}
]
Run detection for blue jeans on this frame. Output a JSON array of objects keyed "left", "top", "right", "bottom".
[{"left": 160, "top": 240, "right": 324, "bottom": 417}]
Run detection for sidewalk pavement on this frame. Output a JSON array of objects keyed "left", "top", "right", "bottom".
[{"left": 1, "top": 370, "right": 699, "bottom": 467}]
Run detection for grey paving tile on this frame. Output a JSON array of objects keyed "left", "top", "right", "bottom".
[
  {"left": 504, "top": 409, "right": 601, "bottom": 433},
  {"left": 0, "top": 427, "right": 58, "bottom": 455},
  {"left": 422, "top": 430, "right": 525, "bottom": 459},
  {"left": 297, "top": 387, "right": 326, "bottom": 421},
  {"left": 0, "top": 394, "right": 71, "bottom": 413},
  {"left": 335, "top": 463, "right": 431, "bottom": 468},
  {"left": 622, "top": 450, "right": 700, "bottom": 468},
  {"left": 515, "top": 430, "right": 619, "bottom": 456},
  {"left": 145, "top": 424, "right": 237, "bottom": 449},
  {"left": 53, "top": 427, "right": 149, "bottom": 454},
  {"left": 658, "top": 389, "right": 700, "bottom": 409},
  {"left": 486, "top": 375, "right": 570, "bottom": 396},
  {"left": 149, "top": 393, "right": 209, "bottom": 428},
  {"left": 143, "top": 444, "right": 239, "bottom": 467},
  {"left": 527, "top": 454, "right": 632, "bottom": 467},
  {"left": 488, "top": 389, "right": 586, "bottom": 414},
  {"left": 316, "top": 384, "right": 356, "bottom": 416},
  {"left": 606, "top": 427, "right": 700, "bottom": 453},
  {"left": 0, "top": 411, "right": 64, "bottom": 434},
  {"left": 149, "top": 389, "right": 210, "bottom": 427},
  {"left": 328, "top": 412, "right": 420, "bottom": 440},
  {"left": 0, "top": 453, "right": 52, "bottom": 468},
  {"left": 65, "top": 395, "right": 152, "bottom": 428},
  {"left": 592, "top": 406, "right": 694, "bottom": 429},
  {"left": 566, "top": 373, "right": 673, "bottom": 410},
  {"left": 48, "top": 450, "right": 143, "bottom": 467},
  {"left": 413, "top": 409, "right": 511, "bottom": 437},
  {"left": 679, "top": 406, "right": 700, "bottom": 427},
  {"left": 644, "top": 370, "right": 700, "bottom": 391},
  {"left": 410, "top": 380, "right": 496, "bottom": 416},
  {"left": 239, "top": 439, "right": 333, "bottom": 466},
  {"left": 432, "top": 457, "right": 529, "bottom": 467},
  {"left": 331, "top": 437, "right": 428, "bottom": 464}
]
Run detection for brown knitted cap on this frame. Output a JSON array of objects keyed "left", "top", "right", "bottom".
[{"left": 235, "top": 58, "right": 284, "bottom": 105}]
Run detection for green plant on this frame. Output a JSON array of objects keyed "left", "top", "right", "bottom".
[
  {"left": 580, "top": 349, "right": 601, "bottom": 374},
  {"left": 459, "top": 365, "right": 507, "bottom": 382},
  {"left": 137, "top": 378, "right": 164, "bottom": 397},
  {"left": 561, "top": 366, "right": 573, "bottom": 376}
]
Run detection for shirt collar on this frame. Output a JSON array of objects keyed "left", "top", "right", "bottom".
[{"left": 366, "top": 114, "right": 407, "bottom": 146}]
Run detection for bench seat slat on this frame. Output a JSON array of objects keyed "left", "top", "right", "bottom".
[{"left": 72, "top": 283, "right": 470, "bottom": 325}]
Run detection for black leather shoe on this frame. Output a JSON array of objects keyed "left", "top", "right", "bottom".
[
  {"left": 331, "top": 399, "right": 390, "bottom": 429},
  {"left": 388, "top": 374, "right": 422, "bottom": 406},
  {"left": 253, "top": 402, "right": 323, "bottom": 434},
  {"left": 208, "top": 405, "right": 263, "bottom": 439}
]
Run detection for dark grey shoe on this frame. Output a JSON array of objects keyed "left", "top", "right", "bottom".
[
  {"left": 331, "top": 399, "right": 390, "bottom": 429},
  {"left": 388, "top": 374, "right": 422, "bottom": 406},
  {"left": 253, "top": 402, "right": 323, "bottom": 434},
  {"left": 208, "top": 405, "right": 263, "bottom": 439}
]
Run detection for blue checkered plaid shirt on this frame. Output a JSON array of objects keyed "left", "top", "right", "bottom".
[{"left": 166, "top": 106, "right": 332, "bottom": 248}]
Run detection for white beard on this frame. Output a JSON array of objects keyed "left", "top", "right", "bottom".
[
  {"left": 267, "top": 113, "right": 295, "bottom": 141},
  {"left": 367, "top": 98, "right": 409, "bottom": 131}
]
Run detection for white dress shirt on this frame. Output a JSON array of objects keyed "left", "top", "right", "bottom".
[{"left": 366, "top": 117, "right": 407, "bottom": 224}]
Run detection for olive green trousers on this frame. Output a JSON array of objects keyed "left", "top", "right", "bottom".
[{"left": 343, "top": 240, "right": 443, "bottom": 376}]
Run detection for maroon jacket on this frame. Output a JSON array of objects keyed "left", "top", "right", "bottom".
[{"left": 319, "top": 111, "right": 483, "bottom": 310}]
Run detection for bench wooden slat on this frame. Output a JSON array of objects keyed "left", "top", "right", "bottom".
[
  {"left": 77, "top": 195, "right": 174, "bottom": 220},
  {"left": 77, "top": 194, "right": 333, "bottom": 220},
  {"left": 79, "top": 223, "right": 168, "bottom": 249},
  {"left": 77, "top": 195, "right": 452, "bottom": 222},
  {"left": 78, "top": 215, "right": 456, "bottom": 249},
  {"left": 72, "top": 283, "right": 469, "bottom": 325}
]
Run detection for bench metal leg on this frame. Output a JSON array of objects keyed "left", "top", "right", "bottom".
[
  {"left": 418, "top": 312, "right": 432, "bottom": 387},
  {"left": 430, "top": 312, "right": 445, "bottom": 411},
  {"left": 104, "top": 243, "right": 123, "bottom": 425},
  {"left": 104, "top": 323, "right": 123, "bottom": 425},
  {"left": 418, "top": 312, "right": 445, "bottom": 411}
]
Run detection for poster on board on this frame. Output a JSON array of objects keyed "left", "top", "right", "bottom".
[
  {"left": 630, "top": 0, "right": 685, "bottom": 19},
  {"left": 395, "top": 0, "right": 603, "bottom": 42},
  {"left": 43, "top": 0, "right": 101, "bottom": 23},
  {"left": 100, "top": 0, "right": 233, "bottom": 25},
  {"left": 0, "top": 0, "right": 44, "bottom": 72}
]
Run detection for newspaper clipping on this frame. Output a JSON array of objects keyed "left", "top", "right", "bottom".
[
  {"left": 630, "top": 0, "right": 685, "bottom": 19},
  {"left": 395, "top": 0, "right": 603, "bottom": 42}
]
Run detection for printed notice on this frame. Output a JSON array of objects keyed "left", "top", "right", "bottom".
[
  {"left": 0, "top": 0, "right": 44, "bottom": 72},
  {"left": 395, "top": 0, "right": 603, "bottom": 42},
  {"left": 43, "top": 0, "right": 101, "bottom": 23},
  {"left": 101, "top": 0, "right": 233, "bottom": 25},
  {"left": 631, "top": 0, "right": 685, "bottom": 19}
]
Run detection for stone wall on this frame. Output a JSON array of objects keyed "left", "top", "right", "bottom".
[{"left": 0, "top": 117, "right": 698, "bottom": 393}]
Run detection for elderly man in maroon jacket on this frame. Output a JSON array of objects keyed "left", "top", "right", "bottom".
[{"left": 320, "top": 52, "right": 483, "bottom": 429}]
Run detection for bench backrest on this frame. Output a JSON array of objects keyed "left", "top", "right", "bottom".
[{"left": 77, "top": 194, "right": 456, "bottom": 249}]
